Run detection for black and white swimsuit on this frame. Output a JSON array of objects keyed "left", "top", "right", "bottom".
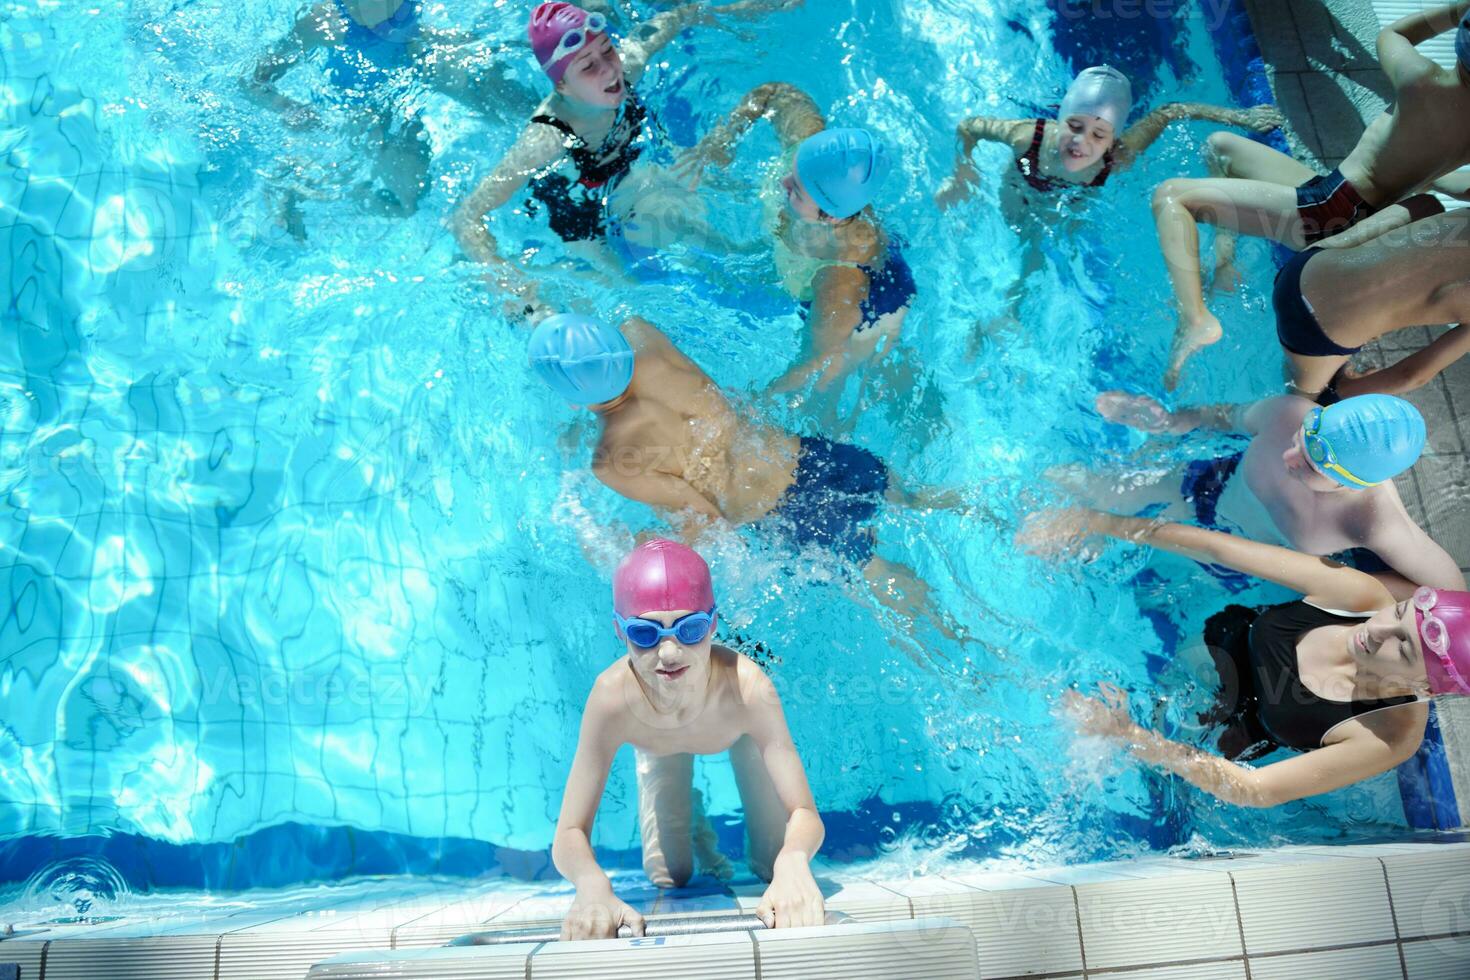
[{"left": 526, "top": 84, "right": 651, "bottom": 242}]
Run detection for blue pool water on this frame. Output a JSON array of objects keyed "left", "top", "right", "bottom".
[{"left": 0, "top": 0, "right": 1420, "bottom": 907}]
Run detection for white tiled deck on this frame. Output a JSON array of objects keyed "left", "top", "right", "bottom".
[{"left": 4, "top": 842, "right": 1469, "bottom": 979}]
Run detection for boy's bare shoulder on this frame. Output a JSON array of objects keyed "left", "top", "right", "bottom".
[
  {"left": 585, "top": 659, "right": 632, "bottom": 715},
  {"left": 720, "top": 646, "right": 778, "bottom": 705}
]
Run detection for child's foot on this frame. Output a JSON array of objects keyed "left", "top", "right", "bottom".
[
  {"left": 1208, "top": 257, "right": 1241, "bottom": 296},
  {"left": 1164, "top": 310, "right": 1222, "bottom": 392}
]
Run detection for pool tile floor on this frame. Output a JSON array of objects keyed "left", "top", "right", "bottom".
[{"left": 5, "top": 842, "right": 1470, "bottom": 979}]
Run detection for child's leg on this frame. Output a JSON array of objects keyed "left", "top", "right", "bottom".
[
  {"left": 368, "top": 117, "right": 432, "bottom": 217},
  {"left": 1151, "top": 176, "right": 1303, "bottom": 389},
  {"left": 862, "top": 553, "right": 963, "bottom": 647},
  {"left": 728, "top": 735, "right": 787, "bottom": 884},
  {"left": 1203, "top": 133, "right": 1316, "bottom": 295},
  {"left": 635, "top": 749, "right": 695, "bottom": 888}
]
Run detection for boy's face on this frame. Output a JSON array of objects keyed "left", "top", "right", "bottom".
[
  {"left": 1282, "top": 428, "right": 1348, "bottom": 493},
  {"left": 624, "top": 608, "right": 715, "bottom": 694},
  {"left": 781, "top": 169, "right": 834, "bottom": 225}
]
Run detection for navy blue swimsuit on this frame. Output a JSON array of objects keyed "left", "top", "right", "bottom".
[
  {"left": 798, "top": 238, "right": 917, "bottom": 333},
  {"left": 763, "top": 438, "right": 889, "bottom": 567},
  {"left": 322, "top": 0, "right": 420, "bottom": 99}
]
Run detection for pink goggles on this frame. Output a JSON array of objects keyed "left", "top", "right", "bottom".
[{"left": 1416, "top": 586, "right": 1469, "bottom": 696}]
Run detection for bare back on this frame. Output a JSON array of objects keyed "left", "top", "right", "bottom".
[
  {"left": 594, "top": 319, "right": 800, "bottom": 524},
  {"left": 1340, "top": 70, "right": 1470, "bottom": 204},
  {"left": 1301, "top": 210, "right": 1470, "bottom": 348}
]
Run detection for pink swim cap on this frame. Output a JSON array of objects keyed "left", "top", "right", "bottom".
[
  {"left": 529, "top": 2, "right": 597, "bottom": 83},
  {"left": 613, "top": 539, "right": 715, "bottom": 618},
  {"left": 1419, "top": 589, "right": 1470, "bottom": 696}
]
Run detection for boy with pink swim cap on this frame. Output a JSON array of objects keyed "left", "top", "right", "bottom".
[
  {"left": 452, "top": 0, "right": 801, "bottom": 309},
  {"left": 551, "top": 539, "right": 826, "bottom": 941}
]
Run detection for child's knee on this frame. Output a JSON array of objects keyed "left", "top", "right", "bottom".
[
  {"left": 1204, "top": 131, "right": 1240, "bottom": 171},
  {"left": 1152, "top": 178, "right": 1190, "bottom": 214}
]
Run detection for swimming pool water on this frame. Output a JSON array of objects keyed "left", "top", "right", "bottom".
[{"left": 0, "top": 0, "right": 1419, "bottom": 906}]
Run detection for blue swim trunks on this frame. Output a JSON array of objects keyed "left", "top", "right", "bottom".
[
  {"left": 763, "top": 437, "right": 889, "bottom": 566},
  {"left": 1181, "top": 451, "right": 1252, "bottom": 592}
]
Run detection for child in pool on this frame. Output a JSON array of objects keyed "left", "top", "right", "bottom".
[
  {"left": 553, "top": 539, "right": 825, "bottom": 939},
  {"left": 1153, "top": 3, "right": 1470, "bottom": 388},
  {"left": 451, "top": 1, "right": 800, "bottom": 309},
  {"left": 933, "top": 65, "right": 1280, "bottom": 210},
  {"left": 1018, "top": 509, "right": 1470, "bottom": 808},
  {"left": 243, "top": 0, "right": 537, "bottom": 219},
  {"left": 1076, "top": 391, "right": 1464, "bottom": 597},
  {"left": 677, "top": 83, "right": 912, "bottom": 403},
  {"left": 1264, "top": 205, "right": 1470, "bottom": 402},
  {"left": 526, "top": 312, "right": 982, "bottom": 651}
]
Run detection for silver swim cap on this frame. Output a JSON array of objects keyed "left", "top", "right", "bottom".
[{"left": 1059, "top": 65, "right": 1133, "bottom": 132}]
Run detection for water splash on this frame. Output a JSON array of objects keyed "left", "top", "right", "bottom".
[{"left": 19, "top": 857, "right": 131, "bottom": 924}]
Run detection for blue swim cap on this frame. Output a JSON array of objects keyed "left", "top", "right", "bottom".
[
  {"left": 1458, "top": 10, "right": 1470, "bottom": 72},
  {"left": 528, "top": 314, "right": 634, "bottom": 406},
  {"left": 1310, "top": 394, "right": 1426, "bottom": 489},
  {"left": 794, "top": 128, "right": 892, "bottom": 220}
]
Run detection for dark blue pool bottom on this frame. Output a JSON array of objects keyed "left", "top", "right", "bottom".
[{"left": 0, "top": 790, "right": 1181, "bottom": 892}]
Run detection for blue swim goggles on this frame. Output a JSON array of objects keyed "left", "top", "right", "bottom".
[
  {"left": 1302, "top": 407, "right": 1378, "bottom": 488},
  {"left": 615, "top": 607, "right": 717, "bottom": 649}
]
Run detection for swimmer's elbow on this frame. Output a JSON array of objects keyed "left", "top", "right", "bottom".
[
  {"left": 450, "top": 204, "right": 491, "bottom": 254},
  {"left": 1228, "top": 771, "right": 1285, "bottom": 809},
  {"left": 749, "top": 81, "right": 802, "bottom": 107}
]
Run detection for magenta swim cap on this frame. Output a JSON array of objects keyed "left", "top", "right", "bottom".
[
  {"left": 529, "top": 2, "right": 597, "bottom": 83},
  {"left": 1419, "top": 589, "right": 1470, "bottom": 696},
  {"left": 613, "top": 539, "right": 715, "bottom": 618}
]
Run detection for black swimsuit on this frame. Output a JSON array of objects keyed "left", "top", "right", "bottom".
[
  {"left": 1207, "top": 602, "right": 1419, "bottom": 760},
  {"left": 527, "top": 85, "right": 650, "bottom": 242}
]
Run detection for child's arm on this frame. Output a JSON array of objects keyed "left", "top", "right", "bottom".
[
  {"left": 553, "top": 676, "right": 647, "bottom": 940},
  {"left": 1094, "top": 391, "right": 1254, "bottom": 435},
  {"left": 240, "top": 3, "right": 331, "bottom": 127},
  {"left": 1375, "top": 1, "right": 1470, "bottom": 51},
  {"left": 1337, "top": 325, "right": 1470, "bottom": 398},
  {"left": 743, "top": 667, "right": 825, "bottom": 929},
  {"left": 624, "top": 1, "right": 800, "bottom": 80},
  {"left": 674, "top": 82, "right": 825, "bottom": 188},
  {"left": 1019, "top": 509, "right": 1394, "bottom": 612},
  {"left": 769, "top": 263, "right": 869, "bottom": 394},
  {"left": 1116, "top": 103, "right": 1282, "bottom": 161},
  {"left": 1430, "top": 171, "right": 1470, "bottom": 203},
  {"left": 450, "top": 124, "right": 565, "bottom": 305},
  {"left": 1066, "top": 683, "right": 1423, "bottom": 807},
  {"left": 935, "top": 117, "right": 1028, "bottom": 209}
]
